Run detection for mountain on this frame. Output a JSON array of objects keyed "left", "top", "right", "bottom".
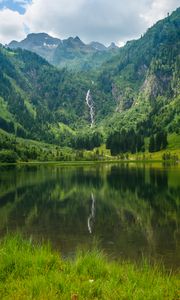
[
  {"left": 89, "top": 41, "right": 107, "bottom": 51},
  {"left": 8, "top": 33, "right": 61, "bottom": 63},
  {"left": 108, "top": 42, "right": 119, "bottom": 50},
  {"left": 98, "top": 7, "right": 180, "bottom": 134},
  {"left": 52, "top": 36, "right": 96, "bottom": 69},
  {"left": 0, "top": 44, "right": 115, "bottom": 145},
  {"left": 8, "top": 34, "right": 119, "bottom": 71},
  {"left": 1, "top": 8, "right": 180, "bottom": 154}
]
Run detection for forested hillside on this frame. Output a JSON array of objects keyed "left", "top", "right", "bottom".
[
  {"left": 0, "top": 7, "right": 180, "bottom": 159},
  {"left": 0, "top": 45, "right": 114, "bottom": 145},
  {"left": 99, "top": 8, "right": 180, "bottom": 132}
]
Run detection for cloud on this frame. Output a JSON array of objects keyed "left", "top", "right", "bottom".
[
  {"left": 0, "top": 0, "right": 179, "bottom": 45},
  {"left": 24, "top": 0, "right": 148, "bottom": 44},
  {"left": 140, "top": 0, "right": 179, "bottom": 26},
  {"left": 24, "top": 0, "right": 180, "bottom": 45},
  {"left": 0, "top": 8, "right": 25, "bottom": 44}
]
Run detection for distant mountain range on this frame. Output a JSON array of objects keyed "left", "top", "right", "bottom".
[
  {"left": 8, "top": 34, "right": 119, "bottom": 71},
  {"left": 0, "top": 7, "right": 179, "bottom": 149}
]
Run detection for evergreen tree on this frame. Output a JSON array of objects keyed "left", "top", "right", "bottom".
[
  {"left": 155, "top": 130, "right": 168, "bottom": 151},
  {"left": 149, "top": 135, "right": 155, "bottom": 152},
  {"left": 136, "top": 135, "right": 145, "bottom": 152},
  {"left": 155, "top": 132, "right": 163, "bottom": 151},
  {"left": 106, "top": 129, "right": 145, "bottom": 155},
  {"left": 162, "top": 131, "right": 168, "bottom": 149}
]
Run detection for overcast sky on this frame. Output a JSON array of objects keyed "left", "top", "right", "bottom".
[{"left": 0, "top": 0, "right": 179, "bottom": 46}]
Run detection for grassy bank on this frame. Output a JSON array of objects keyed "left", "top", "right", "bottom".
[{"left": 0, "top": 236, "right": 179, "bottom": 300}]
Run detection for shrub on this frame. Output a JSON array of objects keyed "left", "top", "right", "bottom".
[{"left": 0, "top": 149, "right": 18, "bottom": 163}]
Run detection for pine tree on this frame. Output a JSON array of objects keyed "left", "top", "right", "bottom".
[
  {"left": 155, "top": 132, "right": 162, "bottom": 151},
  {"left": 162, "top": 131, "right": 168, "bottom": 149},
  {"left": 149, "top": 135, "right": 155, "bottom": 152}
]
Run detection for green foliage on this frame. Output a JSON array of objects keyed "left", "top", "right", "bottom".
[
  {"left": 0, "top": 129, "right": 75, "bottom": 162},
  {"left": 149, "top": 130, "right": 168, "bottom": 152},
  {"left": 162, "top": 152, "right": 179, "bottom": 162},
  {"left": 106, "top": 129, "right": 145, "bottom": 155},
  {"left": 0, "top": 149, "right": 18, "bottom": 163},
  {"left": 149, "top": 135, "right": 155, "bottom": 153},
  {"left": 72, "top": 130, "right": 103, "bottom": 150}
]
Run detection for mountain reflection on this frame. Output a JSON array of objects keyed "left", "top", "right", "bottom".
[{"left": 0, "top": 163, "right": 179, "bottom": 269}]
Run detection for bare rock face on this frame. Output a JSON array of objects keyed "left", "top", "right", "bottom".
[
  {"left": 141, "top": 73, "right": 172, "bottom": 101},
  {"left": 108, "top": 42, "right": 119, "bottom": 50},
  {"left": 112, "top": 84, "right": 134, "bottom": 112},
  {"left": 89, "top": 41, "right": 107, "bottom": 51},
  {"left": 8, "top": 33, "right": 61, "bottom": 63}
]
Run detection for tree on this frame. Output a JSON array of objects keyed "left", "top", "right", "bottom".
[
  {"left": 155, "top": 132, "right": 163, "bottom": 151},
  {"left": 162, "top": 131, "right": 168, "bottom": 149},
  {"left": 149, "top": 135, "right": 155, "bottom": 152},
  {"left": 155, "top": 130, "right": 168, "bottom": 151},
  {"left": 0, "top": 150, "right": 18, "bottom": 163},
  {"left": 106, "top": 129, "right": 145, "bottom": 155}
]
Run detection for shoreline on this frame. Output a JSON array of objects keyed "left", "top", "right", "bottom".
[
  {"left": 0, "top": 159, "right": 170, "bottom": 167},
  {"left": 0, "top": 157, "right": 179, "bottom": 167}
]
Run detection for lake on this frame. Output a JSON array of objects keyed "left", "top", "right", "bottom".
[{"left": 0, "top": 163, "right": 179, "bottom": 270}]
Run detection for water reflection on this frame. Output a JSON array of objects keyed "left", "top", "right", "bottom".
[
  {"left": 87, "top": 193, "right": 96, "bottom": 234},
  {"left": 0, "top": 163, "right": 179, "bottom": 270}
]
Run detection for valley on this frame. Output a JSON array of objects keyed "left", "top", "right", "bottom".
[
  {"left": 0, "top": 4, "right": 180, "bottom": 299},
  {"left": 0, "top": 7, "right": 180, "bottom": 162}
]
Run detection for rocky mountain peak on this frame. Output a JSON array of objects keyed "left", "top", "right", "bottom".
[{"left": 108, "top": 42, "right": 118, "bottom": 49}]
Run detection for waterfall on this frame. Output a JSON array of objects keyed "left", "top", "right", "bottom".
[
  {"left": 87, "top": 193, "right": 95, "bottom": 234},
  {"left": 86, "top": 90, "right": 95, "bottom": 128}
]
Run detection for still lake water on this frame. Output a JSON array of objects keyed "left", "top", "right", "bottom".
[{"left": 0, "top": 163, "right": 179, "bottom": 270}]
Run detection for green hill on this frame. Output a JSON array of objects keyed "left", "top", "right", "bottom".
[
  {"left": 99, "top": 7, "right": 180, "bottom": 134},
  {"left": 0, "top": 8, "right": 180, "bottom": 159},
  {"left": 0, "top": 46, "right": 115, "bottom": 143}
]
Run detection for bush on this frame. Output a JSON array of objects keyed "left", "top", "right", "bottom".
[
  {"left": 0, "top": 149, "right": 18, "bottom": 163},
  {"left": 162, "top": 152, "right": 179, "bottom": 161}
]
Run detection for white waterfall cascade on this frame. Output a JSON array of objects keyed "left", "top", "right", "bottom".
[
  {"left": 87, "top": 193, "right": 96, "bottom": 234},
  {"left": 86, "top": 90, "right": 95, "bottom": 128}
]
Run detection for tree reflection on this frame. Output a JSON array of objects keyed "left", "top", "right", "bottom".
[{"left": 0, "top": 164, "right": 179, "bottom": 269}]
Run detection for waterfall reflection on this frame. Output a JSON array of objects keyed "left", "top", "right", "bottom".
[{"left": 87, "top": 193, "right": 96, "bottom": 234}]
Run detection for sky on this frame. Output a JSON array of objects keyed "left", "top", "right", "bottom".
[{"left": 0, "top": 0, "right": 179, "bottom": 46}]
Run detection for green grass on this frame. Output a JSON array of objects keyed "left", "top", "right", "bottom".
[
  {"left": 143, "top": 133, "right": 180, "bottom": 161},
  {"left": 0, "top": 235, "right": 179, "bottom": 300},
  {"left": 167, "top": 133, "right": 180, "bottom": 150},
  {"left": 127, "top": 133, "right": 180, "bottom": 161}
]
